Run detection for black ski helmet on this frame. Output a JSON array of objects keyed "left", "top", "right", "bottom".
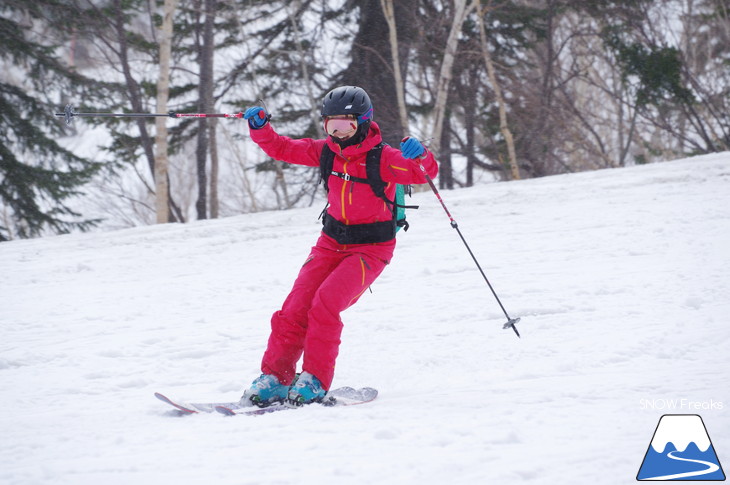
[{"left": 321, "top": 86, "right": 374, "bottom": 125}]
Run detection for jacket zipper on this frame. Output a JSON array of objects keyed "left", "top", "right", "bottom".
[{"left": 339, "top": 151, "right": 350, "bottom": 223}]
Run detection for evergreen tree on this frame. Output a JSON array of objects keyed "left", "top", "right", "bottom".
[
  {"left": 0, "top": 1, "right": 104, "bottom": 240},
  {"left": 598, "top": 0, "right": 729, "bottom": 155}
]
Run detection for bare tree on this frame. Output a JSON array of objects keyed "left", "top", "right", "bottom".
[
  {"left": 77, "top": 0, "right": 184, "bottom": 223},
  {"left": 287, "top": 0, "right": 325, "bottom": 137},
  {"left": 473, "top": 0, "right": 520, "bottom": 180},
  {"left": 429, "top": 0, "right": 474, "bottom": 157},
  {"left": 381, "top": 0, "right": 409, "bottom": 133}
]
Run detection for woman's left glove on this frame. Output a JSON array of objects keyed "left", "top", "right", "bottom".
[
  {"left": 400, "top": 136, "right": 426, "bottom": 159},
  {"left": 244, "top": 106, "right": 270, "bottom": 129}
]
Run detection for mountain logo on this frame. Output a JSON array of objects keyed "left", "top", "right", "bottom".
[{"left": 637, "top": 414, "right": 726, "bottom": 481}]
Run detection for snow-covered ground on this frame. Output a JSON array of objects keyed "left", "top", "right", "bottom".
[{"left": 1, "top": 152, "right": 728, "bottom": 484}]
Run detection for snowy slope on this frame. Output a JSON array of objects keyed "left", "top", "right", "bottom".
[{"left": 1, "top": 153, "right": 729, "bottom": 485}]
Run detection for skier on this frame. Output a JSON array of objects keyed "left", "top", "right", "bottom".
[{"left": 241, "top": 85, "right": 439, "bottom": 406}]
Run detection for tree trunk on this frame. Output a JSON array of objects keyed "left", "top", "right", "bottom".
[
  {"left": 154, "top": 0, "right": 177, "bottom": 224},
  {"left": 439, "top": 107, "right": 453, "bottom": 189},
  {"left": 207, "top": 0, "right": 219, "bottom": 220},
  {"left": 380, "top": 0, "right": 409, "bottom": 134},
  {"left": 195, "top": 0, "right": 216, "bottom": 220},
  {"left": 208, "top": 117, "right": 219, "bottom": 218},
  {"left": 463, "top": 74, "right": 476, "bottom": 186},
  {"left": 287, "top": 0, "right": 325, "bottom": 137}
]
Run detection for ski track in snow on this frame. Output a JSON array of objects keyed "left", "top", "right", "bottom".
[{"left": 1, "top": 153, "right": 729, "bottom": 484}]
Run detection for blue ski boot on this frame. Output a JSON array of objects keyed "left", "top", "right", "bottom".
[
  {"left": 287, "top": 371, "right": 326, "bottom": 406},
  {"left": 242, "top": 374, "right": 289, "bottom": 408}
]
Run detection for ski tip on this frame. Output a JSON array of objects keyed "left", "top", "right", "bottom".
[
  {"left": 154, "top": 392, "right": 198, "bottom": 414},
  {"left": 325, "top": 387, "right": 378, "bottom": 406},
  {"left": 215, "top": 406, "right": 237, "bottom": 416},
  {"left": 359, "top": 387, "right": 378, "bottom": 401}
]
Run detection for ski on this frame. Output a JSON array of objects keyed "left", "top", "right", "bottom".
[
  {"left": 215, "top": 386, "right": 378, "bottom": 416},
  {"left": 155, "top": 387, "right": 377, "bottom": 416},
  {"left": 154, "top": 392, "right": 250, "bottom": 414}
]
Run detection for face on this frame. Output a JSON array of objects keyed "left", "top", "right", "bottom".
[{"left": 324, "top": 115, "right": 357, "bottom": 140}]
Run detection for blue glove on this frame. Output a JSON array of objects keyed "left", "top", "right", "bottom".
[
  {"left": 400, "top": 136, "right": 425, "bottom": 159},
  {"left": 244, "top": 106, "right": 270, "bottom": 129}
]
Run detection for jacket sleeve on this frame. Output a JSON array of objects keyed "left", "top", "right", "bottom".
[
  {"left": 248, "top": 123, "right": 324, "bottom": 168},
  {"left": 379, "top": 144, "right": 439, "bottom": 184}
]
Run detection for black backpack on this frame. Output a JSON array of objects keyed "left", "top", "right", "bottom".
[{"left": 319, "top": 143, "right": 417, "bottom": 233}]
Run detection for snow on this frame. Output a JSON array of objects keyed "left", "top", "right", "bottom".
[
  {"left": 650, "top": 415, "right": 711, "bottom": 453},
  {"left": 1, "top": 152, "right": 729, "bottom": 484}
]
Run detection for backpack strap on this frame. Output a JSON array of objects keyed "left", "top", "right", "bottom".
[
  {"left": 319, "top": 144, "right": 336, "bottom": 193},
  {"left": 320, "top": 144, "right": 372, "bottom": 187},
  {"left": 365, "top": 144, "right": 419, "bottom": 211},
  {"left": 364, "top": 144, "right": 388, "bottom": 204}
]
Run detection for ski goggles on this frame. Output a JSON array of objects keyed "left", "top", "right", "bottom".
[{"left": 324, "top": 116, "right": 357, "bottom": 139}]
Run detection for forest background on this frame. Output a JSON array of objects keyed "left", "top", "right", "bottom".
[{"left": 1, "top": 0, "right": 728, "bottom": 240}]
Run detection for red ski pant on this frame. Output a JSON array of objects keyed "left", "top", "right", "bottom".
[{"left": 261, "top": 234, "right": 393, "bottom": 390}]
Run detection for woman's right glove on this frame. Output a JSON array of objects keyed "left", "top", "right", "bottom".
[{"left": 244, "top": 106, "right": 270, "bottom": 129}]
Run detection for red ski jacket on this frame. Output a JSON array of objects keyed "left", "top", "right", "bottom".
[{"left": 249, "top": 121, "right": 439, "bottom": 230}]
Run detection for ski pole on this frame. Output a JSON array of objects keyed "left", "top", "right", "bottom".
[
  {"left": 418, "top": 163, "right": 521, "bottom": 337},
  {"left": 55, "top": 104, "right": 243, "bottom": 126}
]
